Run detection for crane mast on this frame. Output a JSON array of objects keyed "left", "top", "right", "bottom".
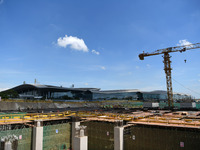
[
  {"left": 139, "top": 43, "right": 200, "bottom": 108},
  {"left": 163, "top": 52, "right": 173, "bottom": 107}
]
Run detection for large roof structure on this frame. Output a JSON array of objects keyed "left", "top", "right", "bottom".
[
  {"left": 10, "top": 84, "right": 100, "bottom": 92},
  {"left": 93, "top": 89, "right": 140, "bottom": 94}
]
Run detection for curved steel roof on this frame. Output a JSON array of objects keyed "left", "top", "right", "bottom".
[{"left": 10, "top": 84, "right": 100, "bottom": 92}]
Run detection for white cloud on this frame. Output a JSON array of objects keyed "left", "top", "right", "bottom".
[
  {"left": 177, "top": 39, "right": 193, "bottom": 48},
  {"left": 92, "top": 49, "right": 100, "bottom": 55},
  {"left": 146, "top": 64, "right": 151, "bottom": 68},
  {"left": 0, "top": 0, "right": 3, "bottom": 4},
  {"left": 136, "top": 66, "right": 140, "bottom": 69},
  {"left": 57, "top": 35, "right": 89, "bottom": 52},
  {"left": 84, "top": 83, "right": 89, "bottom": 86},
  {"left": 100, "top": 66, "right": 106, "bottom": 70}
]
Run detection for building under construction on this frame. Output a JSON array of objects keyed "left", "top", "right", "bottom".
[{"left": 0, "top": 107, "right": 200, "bottom": 150}]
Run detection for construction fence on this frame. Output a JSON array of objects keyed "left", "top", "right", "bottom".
[
  {"left": 0, "top": 125, "right": 32, "bottom": 150},
  {"left": 43, "top": 123, "right": 71, "bottom": 150},
  {"left": 81, "top": 121, "right": 114, "bottom": 150},
  {"left": 124, "top": 124, "right": 200, "bottom": 150}
]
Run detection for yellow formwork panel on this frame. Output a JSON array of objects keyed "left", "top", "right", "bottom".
[
  {"left": 184, "top": 119, "right": 193, "bottom": 122},
  {"left": 24, "top": 116, "right": 31, "bottom": 118},
  {"left": 14, "top": 117, "right": 20, "bottom": 119}
]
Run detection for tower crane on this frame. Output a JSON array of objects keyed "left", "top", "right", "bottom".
[{"left": 139, "top": 43, "right": 200, "bottom": 108}]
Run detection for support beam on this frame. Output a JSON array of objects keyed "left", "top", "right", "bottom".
[{"left": 32, "top": 120, "right": 43, "bottom": 150}]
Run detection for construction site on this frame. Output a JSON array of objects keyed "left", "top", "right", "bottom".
[
  {"left": 0, "top": 104, "right": 200, "bottom": 150},
  {"left": 1, "top": 0, "right": 200, "bottom": 149},
  {"left": 1, "top": 43, "right": 200, "bottom": 150}
]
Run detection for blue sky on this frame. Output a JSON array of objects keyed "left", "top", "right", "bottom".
[{"left": 0, "top": 0, "right": 200, "bottom": 98}]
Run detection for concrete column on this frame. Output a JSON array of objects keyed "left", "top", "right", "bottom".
[
  {"left": 114, "top": 126, "right": 124, "bottom": 150},
  {"left": 72, "top": 121, "right": 88, "bottom": 150},
  {"left": 74, "top": 136, "right": 88, "bottom": 150},
  {"left": 1, "top": 135, "right": 18, "bottom": 150},
  {"left": 32, "top": 120, "right": 43, "bottom": 150},
  {"left": 72, "top": 121, "right": 80, "bottom": 150},
  {"left": 4, "top": 141, "right": 12, "bottom": 150}
]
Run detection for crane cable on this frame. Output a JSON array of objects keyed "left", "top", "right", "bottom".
[{"left": 172, "top": 78, "right": 200, "bottom": 96}]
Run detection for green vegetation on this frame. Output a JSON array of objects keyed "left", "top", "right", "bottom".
[{"left": 0, "top": 89, "right": 19, "bottom": 99}]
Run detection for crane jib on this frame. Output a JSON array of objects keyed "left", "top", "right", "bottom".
[{"left": 139, "top": 42, "right": 200, "bottom": 58}]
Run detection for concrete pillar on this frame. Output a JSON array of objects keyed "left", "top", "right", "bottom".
[
  {"left": 74, "top": 136, "right": 88, "bottom": 150},
  {"left": 32, "top": 120, "right": 43, "bottom": 150},
  {"left": 4, "top": 141, "right": 12, "bottom": 150},
  {"left": 72, "top": 121, "right": 88, "bottom": 150},
  {"left": 72, "top": 121, "right": 80, "bottom": 150},
  {"left": 114, "top": 126, "right": 124, "bottom": 150},
  {"left": 1, "top": 135, "right": 18, "bottom": 150}
]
